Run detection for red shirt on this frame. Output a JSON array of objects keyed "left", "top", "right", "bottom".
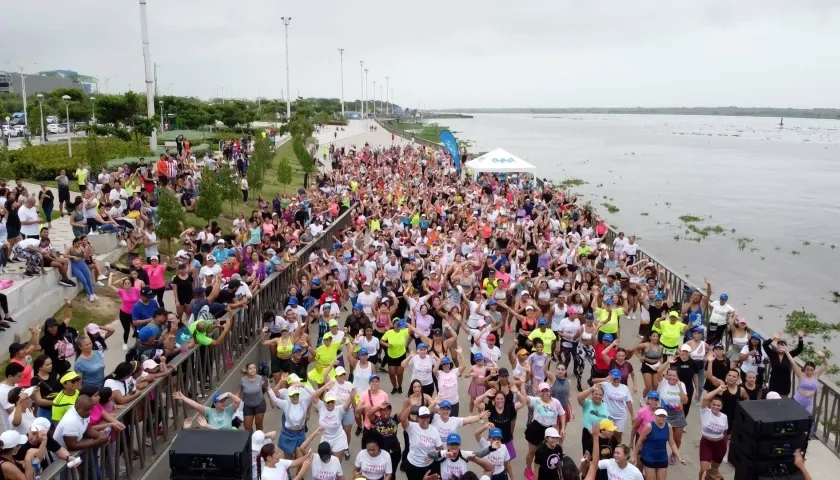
[
  {"left": 221, "top": 263, "right": 239, "bottom": 280},
  {"left": 10, "top": 358, "right": 32, "bottom": 387},
  {"left": 594, "top": 344, "right": 615, "bottom": 371},
  {"left": 319, "top": 291, "right": 340, "bottom": 305}
]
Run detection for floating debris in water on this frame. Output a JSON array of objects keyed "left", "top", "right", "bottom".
[
  {"left": 803, "top": 241, "right": 811, "bottom": 246},
  {"left": 679, "top": 215, "right": 703, "bottom": 223},
  {"left": 791, "top": 250, "right": 801, "bottom": 255},
  {"left": 758, "top": 282, "right": 767, "bottom": 290},
  {"left": 736, "top": 238, "right": 754, "bottom": 251},
  {"left": 640, "top": 212, "right": 649, "bottom": 216},
  {"left": 601, "top": 203, "right": 620, "bottom": 214}
]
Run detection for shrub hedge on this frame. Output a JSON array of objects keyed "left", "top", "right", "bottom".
[{"left": 8, "top": 139, "right": 154, "bottom": 180}]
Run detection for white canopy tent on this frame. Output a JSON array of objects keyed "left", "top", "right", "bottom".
[{"left": 463, "top": 148, "right": 537, "bottom": 177}]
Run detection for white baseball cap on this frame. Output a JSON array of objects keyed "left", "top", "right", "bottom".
[
  {"left": 654, "top": 408, "right": 668, "bottom": 416},
  {"left": 544, "top": 427, "right": 560, "bottom": 438},
  {"left": 0, "top": 431, "right": 26, "bottom": 447}
]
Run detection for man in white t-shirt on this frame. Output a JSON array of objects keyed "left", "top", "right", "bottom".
[
  {"left": 707, "top": 293, "right": 736, "bottom": 345},
  {"left": 198, "top": 257, "right": 222, "bottom": 288},
  {"left": 53, "top": 396, "right": 109, "bottom": 450},
  {"left": 109, "top": 181, "right": 128, "bottom": 211},
  {"left": 17, "top": 196, "right": 41, "bottom": 239},
  {"left": 0, "top": 363, "right": 24, "bottom": 431}
]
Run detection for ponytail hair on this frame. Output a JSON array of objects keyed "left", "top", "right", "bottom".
[{"left": 257, "top": 443, "right": 276, "bottom": 479}]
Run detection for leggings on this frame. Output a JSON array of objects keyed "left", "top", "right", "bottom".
[
  {"left": 70, "top": 260, "right": 94, "bottom": 295},
  {"left": 0, "top": 293, "right": 8, "bottom": 316},
  {"left": 43, "top": 205, "right": 53, "bottom": 223},
  {"left": 119, "top": 310, "right": 134, "bottom": 343},
  {"left": 152, "top": 288, "right": 165, "bottom": 308},
  {"left": 0, "top": 245, "right": 7, "bottom": 268},
  {"left": 384, "top": 441, "right": 402, "bottom": 474},
  {"left": 562, "top": 343, "right": 584, "bottom": 380}
]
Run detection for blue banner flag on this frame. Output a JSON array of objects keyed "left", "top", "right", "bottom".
[{"left": 439, "top": 130, "right": 461, "bottom": 174}]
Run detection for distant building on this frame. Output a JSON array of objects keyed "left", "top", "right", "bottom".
[
  {"left": 0, "top": 69, "right": 98, "bottom": 95},
  {"left": 0, "top": 71, "right": 76, "bottom": 95}
]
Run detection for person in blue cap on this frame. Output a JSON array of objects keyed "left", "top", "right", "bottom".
[
  {"left": 641, "top": 290, "right": 672, "bottom": 340},
  {"left": 592, "top": 333, "right": 616, "bottom": 386},
  {"left": 632, "top": 391, "right": 662, "bottom": 443},
  {"left": 707, "top": 292, "right": 735, "bottom": 346},
  {"left": 431, "top": 399, "right": 488, "bottom": 447},
  {"left": 592, "top": 368, "right": 634, "bottom": 443},
  {"left": 172, "top": 389, "right": 241, "bottom": 430},
  {"left": 434, "top": 349, "right": 467, "bottom": 417},
  {"left": 401, "top": 342, "right": 435, "bottom": 396},
  {"left": 346, "top": 302, "right": 371, "bottom": 338},
  {"left": 436, "top": 431, "right": 495, "bottom": 479},
  {"left": 473, "top": 423, "right": 516, "bottom": 479}
]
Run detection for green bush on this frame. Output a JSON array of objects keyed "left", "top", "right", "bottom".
[{"left": 9, "top": 139, "right": 154, "bottom": 180}]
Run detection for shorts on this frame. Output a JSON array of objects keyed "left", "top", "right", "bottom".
[
  {"left": 699, "top": 437, "right": 727, "bottom": 464},
  {"left": 610, "top": 416, "right": 626, "bottom": 433},
  {"left": 525, "top": 421, "right": 550, "bottom": 446},
  {"left": 58, "top": 186, "right": 70, "bottom": 203},
  {"left": 242, "top": 401, "right": 266, "bottom": 416},
  {"left": 341, "top": 407, "right": 355, "bottom": 426},
  {"left": 278, "top": 427, "right": 305, "bottom": 455},
  {"left": 642, "top": 458, "right": 669, "bottom": 469},
  {"left": 78, "top": 184, "right": 87, "bottom": 192},
  {"left": 641, "top": 362, "right": 660, "bottom": 375},
  {"left": 386, "top": 352, "right": 406, "bottom": 367},
  {"left": 271, "top": 356, "right": 291, "bottom": 375}
]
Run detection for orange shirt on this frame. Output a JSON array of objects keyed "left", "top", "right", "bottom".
[{"left": 156, "top": 160, "right": 168, "bottom": 177}]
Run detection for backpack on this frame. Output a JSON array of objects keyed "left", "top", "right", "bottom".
[{"left": 56, "top": 328, "right": 79, "bottom": 360}]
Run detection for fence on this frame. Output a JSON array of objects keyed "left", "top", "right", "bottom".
[
  {"left": 41, "top": 204, "right": 359, "bottom": 480},
  {"left": 601, "top": 226, "right": 840, "bottom": 456},
  {"left": 376, "top": 119, "right": 444, "bottom": 149},
  {"left": 380, "top": 121, "right": 840, "bottom": 458}
]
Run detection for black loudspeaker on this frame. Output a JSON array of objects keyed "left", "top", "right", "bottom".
[
  {"left": 169, "top": 429, "right": 251, "bottom": 480},
  {"left": 728, "top": 447, "right": 803, "bottom": 480},
  {"left": 733, "top": 398, "right": 812, "bottom": 438},
  {"left": 730, "top": 429, "right": 809, "bottom": 458}
]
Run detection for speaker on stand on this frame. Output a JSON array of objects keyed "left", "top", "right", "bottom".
[
  {"left": 728, "top": 398, "right": 812, "bottom": 480},
  {"left": 169, "top": 429, "right": 252, "bottom": 480}
]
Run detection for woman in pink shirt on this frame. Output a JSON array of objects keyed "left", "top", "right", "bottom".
[
  {"left": 142, "top": 256, "right": 166, "bottom": 307},
  {"left": 359, "top": 374, "right": 390, "bottom": 432},
  {"left": 632, "top": 390, "right": 661, "bottom": 445},
  {"left": 109, "top": 273, "right": 142, "bottom": 348}
]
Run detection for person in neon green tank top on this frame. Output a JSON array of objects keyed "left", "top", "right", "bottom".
[
  {"left": 654, "top": 311, "right": 690, "bottom": 355},
  {"left": 593, "top": 294, "right": 624, "bottom": 342},
  {"left": 380, "top": 318, "right": 410, "bottom": 394}
]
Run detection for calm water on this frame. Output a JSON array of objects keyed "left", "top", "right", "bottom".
[{"left": 440, "top": 113, "right": 840, "bottom": 345}]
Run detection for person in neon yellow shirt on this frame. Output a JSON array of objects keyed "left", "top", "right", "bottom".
[
  {"left": 653, "top": 311, "right": 690, "bottom": 355},
  {"left": 527, "top": 318, "right": 557, "bottom": 354},
  {"left": 309, "top": 332, "right": 342, "bottom": 387},
  {"left": 380, "top": 318, "right": 410, "bottom": 393},
  {"left": 594, "top": 296, "right": 624, "bottom": 342}
]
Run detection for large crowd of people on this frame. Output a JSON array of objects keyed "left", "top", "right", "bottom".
[{"left": 0, "top": 124, "right": 821, "bottom": 480}]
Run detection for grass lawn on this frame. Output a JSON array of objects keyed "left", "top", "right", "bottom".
[{"left": 386, "top": 122, "right": 446, "bottom": 144}]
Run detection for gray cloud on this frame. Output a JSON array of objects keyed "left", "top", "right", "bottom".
[{"left": 2, "top": 0, "right": 839, "bottom": 108}]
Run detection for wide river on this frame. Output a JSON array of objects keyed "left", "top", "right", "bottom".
[{"left": 436, "top": 113, "right": 840, "bottom": 348}]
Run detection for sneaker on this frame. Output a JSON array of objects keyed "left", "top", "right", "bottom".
[
  {"left": 97, "top": 275, "right": 107, "bottom": 281},
  {"left": 344, "top": 449, "right": 350, "bottom": 461},
  {"left": 92, "top": 294, "right": 100, "bottom": 301},
  {"left": 95, "top": 281, "right": 105, "bottom": 287},
  {"left": 23, "top": 270, "right": 37, "bottom": 277},
  {"left": 499, "top": 337, "right": 504, "bottom": 345},
  {"left": 123, "top": 344, "right": 128, "bottom": 352},
  {"left": 119, "top": 240, "right": 127, "bottom": 247},
  {"left": 59, "top": 279, "right": 76, "bottom": 287},
  {"left": 89, "top": 295, "right": 96, "bottom": 302},
  {"left": 355, "top": 426, "right": 362, "bottom": 436},
  {"left": 524, "top": 467, "right": 535, "bottom": 480}
]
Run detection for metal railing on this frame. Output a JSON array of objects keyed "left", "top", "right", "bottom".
[
  {"left": 601, "top": 221, "right": 840, "bottom": 456},
  {"left": 41, "top": 204, "right": 359, "bottom": 480},
  {"left": 380, "top": 121, "right": 840, "bottom": 457},
  {"left": 376, "top": 119, "right": 444, "bottom": 149}
]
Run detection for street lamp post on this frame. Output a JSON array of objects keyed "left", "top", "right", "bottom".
[
  {"left": 385, "top": 76, "right": 389, "bottom": 116},
  {"left": 281, "top": 16, "right": 292, "bottom": 120},
  {"left": 159, "top": 101, "right": 164, "bottom": 132},
  {"left": 36, "top": 94, "right": 45, "bottom": 143},
  {"left": 61, "top": 95, "right": 72, "bottom": 157},
  {"left": 364, "top": 69, "right": 369, "bottom": 118},
  {"left": 90, "top": 97, "right": 96, "bottom": 124},
  {"left": 338, "top": 48, "right": 345, "bottom": 117},
  {"left": 359, "top": 61, "right": 364, "bottom": 115},
  {"left": 380, "top": 85, "right": 384, "bottom": 117},
  {"left": 139, "top": 0, "right": 157, "bottom": 154}
]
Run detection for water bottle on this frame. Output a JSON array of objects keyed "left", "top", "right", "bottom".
[{"left": 32, "top": 457, "right": 41, "bottom": 480}]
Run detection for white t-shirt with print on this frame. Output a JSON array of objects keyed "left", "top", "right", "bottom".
[
  {"left": 598, "top": 459, "right": 643, "bottom": 480},
  {"left": 354, "top": 449, "right": 392, "bottom": 479},
  {"left": 310, "top": 455, "right": 342, "bottom": 479},
  {"left": 405, "top": 422, "right": 442, "bottom": 467},
  {"left": 479, "top": 437, "right": 511, "bottom": 475}
]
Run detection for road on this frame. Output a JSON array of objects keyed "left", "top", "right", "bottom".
[{"left": 4, "top": 132, "right": 78, "bottom": 150}]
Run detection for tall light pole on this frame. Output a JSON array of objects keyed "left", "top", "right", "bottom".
[
  {"left": 139, "top": 0, "right": 157, "bottom": 154},
  {"left": 61, "top": 95, "right": 72, "bottom": 157},
  {"left": 281, "top": 16, "right": 292, "bottom": 119},
  {"left": 391, "top": 88, "right": 394, "bottom": 115},
  {"left": 380, "top": 85, "right": 384, "bottom": 117},
  {"left": 17, "top": 67, "right": 30, "bottom": 130},
  {"left": 359, "top": 61, "right": 364, "bottom": 115},
  {"left": 385, "top": 76, "right": 389, "bottom": 116},
  {"left": 159, "top": 100, "right": 164, "bottom": 131},
  {"left": 36, "top": 94, "right": 45, "bottom": 143},
  {"left": 90, "top": 97, "right": 96, "bottom": 124},
  {"left": 338, "top": 48, "right": 345, "bottom": 117},
  {"left": 364, "top": 69, "right": 369, "bottom": 118}
]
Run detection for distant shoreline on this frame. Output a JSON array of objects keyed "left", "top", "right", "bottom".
[{"left": 436, "top": 107, "right": 840, "bottom": 120}]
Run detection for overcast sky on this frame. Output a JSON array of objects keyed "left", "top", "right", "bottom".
[{"left": 3, "top": 1, "right": 839, "bottom": 109}]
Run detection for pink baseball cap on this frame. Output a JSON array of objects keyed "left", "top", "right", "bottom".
[
  {"left": 538, "top": 382, "right": 550, "bottom": 391},
  {"left": 566, "top": 307, "right": 578, "bottom": 315},
  {"left": 738, "top": 318, "right": 747, "bottom": 325},
  {"left": 86, "top": 324, "right": 101, "bottom": 335}
]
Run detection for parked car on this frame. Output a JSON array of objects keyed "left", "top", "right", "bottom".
[
  {"left": 46, "top": 115, "right": 58, "bottom": 124},
  {"left": 47, "top": 123, "right": 67, "bottom": 134},
  {"left": 2, "top": 125, "right": 19, "bottom": 137},
  {"left": 12, "top": 125, "right": 28, "bottom": 136}
]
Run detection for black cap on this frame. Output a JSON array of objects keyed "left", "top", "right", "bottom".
[
  {"left": 44, "top": 317, "right": 58, "bottom": 327},
  {"left": 227, "top": 279, "right": 241, "bottom": 291},
  {"left": 193, "top": 287, "right": 206, "bottom": 296},
  {"left": 140, "top": 286, "right": 153, "bottom": 296}
]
